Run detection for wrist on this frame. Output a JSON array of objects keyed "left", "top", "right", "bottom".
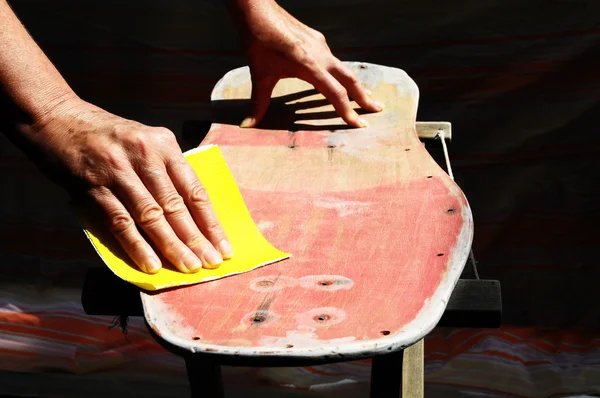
[{"left": 227, "top": 0, "right": 277, "bottom": 37}]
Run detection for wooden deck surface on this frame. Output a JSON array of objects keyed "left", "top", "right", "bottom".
[{"left": 142, "top": 63, "right": 473, "bottom": 362}]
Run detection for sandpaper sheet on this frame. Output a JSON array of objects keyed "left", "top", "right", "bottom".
[{"left": 76, "top": 145, "right": 290, "bottom": 291}]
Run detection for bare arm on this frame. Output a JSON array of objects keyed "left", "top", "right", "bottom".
[
  {"left": 0, "top": 0, "right": 232, "bottom": 274},
  {"left": 0, "top": 0, "right": 77, "bottom": 126}
]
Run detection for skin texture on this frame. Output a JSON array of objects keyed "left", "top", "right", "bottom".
[
  {"left": 228, "top": 0, "right": 383, "bottom": 128},
  {"left": 0, "top": 0, "right": 382, "bottom": 274}
]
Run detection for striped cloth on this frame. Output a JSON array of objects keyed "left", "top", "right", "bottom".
[{"left": 1, "top": 0, "right": 600, "bottom": 396}]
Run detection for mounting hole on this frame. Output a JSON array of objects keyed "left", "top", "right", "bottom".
[
  {"left": 252, "top": 315, "right": 267, "bottom": 323},
  {"left": 286, "top": 344, "right": 294, "bottom": 348},
  {"left": 358, "top": 64, "right": 367, "bottom": 69},
  {"left": 314, "top": 314, "right": 331, "bottom": 323},
  {"left": 405, "top": 148, "right": 411, "bottom": 151},
  {"left": 319, "top": 280, "right": 333, "bottom": 286},
  {"left": 437, "top": 253, "right": 445, "bottom": 257},
  {"left": 288, "top": 144, "right": 295, "bottom": 149},
  {"left": 192, "top": 336, "right": 200, "bottom": 340},
  {"left": 427, "top": 175, "right": 433, "bottom": 179},
  {"left": 258, "top": 280, "right": 274, "bottom": 288},
  {"left": 380, "top": 330, "right": 391, "bottom": 336},
  {"left": 446, "top": 208, "right": 456, "bottom": 214},
  {"left": 327, "top": 144, "right": 336, "bottom": 149}
]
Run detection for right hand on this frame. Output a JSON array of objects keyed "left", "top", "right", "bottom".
[{"left": 31, "top": 97, "right": 233, "bottom": 274}]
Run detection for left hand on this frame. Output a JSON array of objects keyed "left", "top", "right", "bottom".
[{"left": 228, "top": 0, "right": 384, "bottom": 129}]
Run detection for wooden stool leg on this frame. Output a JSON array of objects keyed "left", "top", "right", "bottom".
[
  {"left": 370, "top": 349, "right": 404, "bottom": 398},
  {"left": 402, "top": 339, "right": 424, "bottom": 398},
  {"left": 185, "top": 357, "right": 224, "bottom": 398}
]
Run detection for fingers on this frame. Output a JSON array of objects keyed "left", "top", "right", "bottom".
[
  {"left": 240, "top": 74, "right": 279, "bottom": 128},
  {"left": 165, "top": 156, "right": 234, "bottom": 262},
  {"left": 111, "top": 170, "right": 207, "bottom": 274},
  {"left": 300, "top": 64, "right": 369, "bottom": 128},
  {"left": 139, "top": 160, "right": 227, "bottom": 270},
  {"left": 90, "top": 186, "right": 162, "bottom": 274},
  {"left": 330, "top": 61, "right": 384, "bottom": 113}
]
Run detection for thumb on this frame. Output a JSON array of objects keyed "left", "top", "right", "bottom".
[{"left": 240, "top": 75, "right": 278, "bottom": 128}]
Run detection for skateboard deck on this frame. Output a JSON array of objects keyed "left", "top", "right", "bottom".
[{"left": 141, "top": 62, "right": 473, "bottom": 363}]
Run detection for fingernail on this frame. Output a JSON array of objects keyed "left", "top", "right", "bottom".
[
  {"left": 146, "top": 257, "right": 162, "bottom": 273},
  {"left": 183, "top": 252, "right": 202, "bottom": 272},
  {"left": 203, "top": 248, "right": 223, "bottom": 268},
  {"left": 365, "top": 89, "right": 372, "bottom": 95},
  {"left": 218, "top": 240, "right": 234, "bottom": 260},
  {"left": 358, "top": 118, "right": 369, "bottom": 128},
  {"left": 374, "top": 101, "right": 384, "bottom": 111},
  {"left": 240, "top": 117, "right": 254, "bottom": 128}
]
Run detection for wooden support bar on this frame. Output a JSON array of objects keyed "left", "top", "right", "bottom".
[
  {"left": 82, "top": 269, "right": 501, "bottom": 329},
  {"left": 402, "top": 340, "right": 424, "bottom": 398},
  {"left": 415, "top": 121, "right": 452, "bottom": 141}
]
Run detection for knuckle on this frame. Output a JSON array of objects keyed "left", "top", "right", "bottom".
[
  {"left": 312, "top": 29, "right": 326, "bottom": 43},
  {"left": 204, "top": 218, "right": 223, "bottom": 236},
  {"left": 126, "top": 131, "right": 151, "bottom": 156},
  {"left": 161, "top": 194, "right": 187, "bottom": 216},
  {"left": 160, "top": 238, "right": 181, "bottom": 257},
  {"left": 185, "top": 234, "right": 209, "bottom": 251},
  {"left": 345, "top": 71, "right": 359, "bottom": 85},
  {"left": 111, "top": 123, "right": 130, "bottom": 138},
  {"left": 151, "top": 127, "right": 177, "bottom": 146},
  {"left": 104, "top": 150, "right": 128, "bottom": 170},
  {"left": 81, "top": 169, "right": 106, "bottom": 186},
  {"left": 109, "top": 212, "right": 135, "bottom": 235},
  {"left": 189, "top": 182, "right": 210, "bottom": 205},
  {"left": 292, "top": 47, "right": 314, "bottom": 67},
  {"left": 137, "top": 202, "right": 164, "bottom": 226},
  {"left": 333, "top": 86, "right": 348, "bottom": 100}
]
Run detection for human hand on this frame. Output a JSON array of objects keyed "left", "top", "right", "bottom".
[
  {"left": 229, "top": 0, "right": 384, "bottom": 129},
  {"left": 30, "top": 98, "right": 233, "bottom": 274}
]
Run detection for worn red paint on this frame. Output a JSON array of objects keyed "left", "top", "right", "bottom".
[
  {"left": 143, "top": 64, "right": 471, "bottom": 352},
  {"left": 149, "top": 176, "right": 465, "bottom": 347}
]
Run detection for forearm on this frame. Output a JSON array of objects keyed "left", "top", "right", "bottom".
[{"left": 0, "top": 0, "right": 77, "bottom": 129}]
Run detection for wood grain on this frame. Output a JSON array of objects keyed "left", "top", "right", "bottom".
[
  {"left": 141, "top": 62, "right": 473, "bottom": 362},
  {"left": 403, "top": 340, "right": 424, "bottom": 397}
]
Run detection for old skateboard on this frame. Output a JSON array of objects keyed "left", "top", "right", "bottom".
[{"left": 141, "top": 62, "right": 473, "bottom": 396}]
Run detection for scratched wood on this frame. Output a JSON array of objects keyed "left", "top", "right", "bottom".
[{"left": 141, "top": 62, "right": 473, "bottom": 363}]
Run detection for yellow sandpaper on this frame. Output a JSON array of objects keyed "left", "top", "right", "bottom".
[{"left": 76, "top": 145, "right": 290, "bottom": 291}]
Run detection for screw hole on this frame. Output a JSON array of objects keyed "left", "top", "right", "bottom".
[
  {"left": 405, "top": 148, "right": 411, "bottom": 151},
  {"left": 437, "top": 253, "right": 444, "bottom": 257},
  {"left": 252, "top": 315, "right": 267, "bottom": 323},
  {"left": 314, "top": 314, "right": 330, "bottom": 322},
  {"left": 427, "top": 175, "right": 433, "bottom": 178},
  {"left": 358, "top": 64, "right": 367, "bottom": 69},
  {"left": 319, "top": 280, "right": 333, "bottom": 286},
  {"left": 446, "top": 208, "right": 456, "bottom": 214},
  {"left": 192, "top": 336, "right": 200, "bottom": 340},
  {"left": 288, "top": 144, "right": 295, "bottom": 149},
  {"left": 258, "top": 280, "right": 274, "bottom": 287},
  {"left": 286, "top": 344, "right": 294, "bottom": 348},
  {"left": 381, "top": 330, "right": 391, "bottom": 336},
  {"left": 327, "top": 144, "right": 336, "bottom": 149}
]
